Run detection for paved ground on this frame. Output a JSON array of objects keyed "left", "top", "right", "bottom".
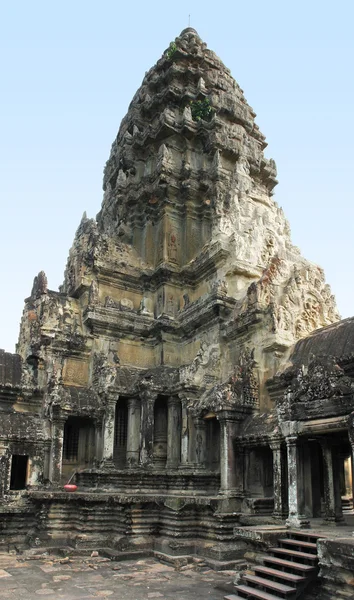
[{"left": 0, "top": 553, "right": 235, "bottom": 600}]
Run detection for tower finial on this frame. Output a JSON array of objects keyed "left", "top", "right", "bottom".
[{"left": 188, "top": 14, "right": 191, "bottom": 26}]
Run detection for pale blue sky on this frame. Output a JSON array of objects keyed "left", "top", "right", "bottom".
[{"left": 1, "top": 0, "right": 353, "bottom": 352}]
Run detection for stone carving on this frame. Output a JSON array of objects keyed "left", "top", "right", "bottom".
[
  {"left": 167, "top": 232, "right": 178, "bottom": 263},
  {"left": 62, "top": 358, "right": 89, "bottom": 388},
  {"left": 286, "top": 356, "right": 353, "bottom": 404},
  {"left": 92, "top": 351, "right": 120, "bottom": 392},
  {"left": 88, "top": 279, "right": 99, "bottom": 306},
  {"left": 180, "top": 340, "right": 220, "bottom": 386}
]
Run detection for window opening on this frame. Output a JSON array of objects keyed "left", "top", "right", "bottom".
[{"left": 10, "top": 455, "right": 28, "bottom": 490}]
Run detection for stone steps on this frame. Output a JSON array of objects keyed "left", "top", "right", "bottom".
[
  {"left": 263, "top": 557, "right": 315, "bottom": 575},
  {"left": 277, "top": 539, "right": 317, "bottom": 553},
  {"left": 225, "top": 530, "right": 321, "bottom": 600},
  {"left": 269, "top": 548, "right": 318, "bottom": 564},
  {"left": 253, "top": 566, "right": 305, "bottom": 586},
  {"left": 243, "top": 574, "right": 296, "bottom": 595}
]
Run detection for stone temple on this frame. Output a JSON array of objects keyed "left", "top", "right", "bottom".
[{"left": 1, "top": 28, "right": 354, "bottom": 599}]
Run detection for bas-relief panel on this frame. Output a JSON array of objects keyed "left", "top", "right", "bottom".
[
  {"left": 62, "top": 359, "right": 89, "bottom": 387},
  {"left": 98, "top": 284, "right": 141, "bottom": 310},
  {"left": 118, "top": 341, "right": 156, "bottom": 368},
  {"left": 162, "top": 342, "right": 181, "bottom": 367}
]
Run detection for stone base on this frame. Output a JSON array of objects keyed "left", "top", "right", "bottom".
[
  {"left": 286, "top": 515, "right": 310, "bottom": 529},
  {"left": 321, "top": 516, "right": 346, "bottom": 526}
]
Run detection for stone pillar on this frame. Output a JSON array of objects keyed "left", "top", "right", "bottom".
[
  {"left": 193, "top": 417, "right": 206, "bottom": 467},
  {"left": 126, "top": 398, "right": 141, "bottom": 467},
  {"left": 286, "top": 436, "right": 309, "bottom": 528},
  {"left": 180, "top": 405, "right": 189, "bottom": 467},
  {"left": 243, "top": 447, "right": 250, "bottom": 493},
  {"left": 217, "top": 412, "right": 239, "bottom": 495},
  {"left": 94, "top": 419, "right": 103, "bottom": 465},
  {"left": 49, "top": 418, "right": 65, "bottom": 485},
  {"left": 167, "top": 397, "right": 181, "bottom": 469},
  {"left": 270, "top": 440, "right": 286, "bottom": 518},
  {"left": 349, "top": 415, "right": 354, "bottom": 535},
  {"left": 27, "top": 447, "right": 42, "bottom": 487},
  {"left": 343, "top": 456, "right": 352, "bottom": 497},
  {"left": 140, "top": 391, "right": 156, "bottom": 467},
  {"left": 320, "top": 439, "right": 343, "bottom": 524},
  {"left": 0, "top": 444, "right": 10, "bottom": 496},
  {"left": 102, "top": 398, "right": 117, "bottom": 463}
]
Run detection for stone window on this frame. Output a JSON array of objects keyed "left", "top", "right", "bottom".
[
  {"left": 63, "top": 420, "right": 80, "bottom": 461},
  {"left": 114, "top": 398, "right": 128, "bottom": 465},
  {"left": 10, "top": 455, "right": 28, "bottom": 490}
]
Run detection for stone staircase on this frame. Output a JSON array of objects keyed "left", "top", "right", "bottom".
[{"left": 225, "top": 530, "right": 323, "bottom": 600}]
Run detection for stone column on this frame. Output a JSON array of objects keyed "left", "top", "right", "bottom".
[
  {"left": 193, "top": 417, "right": 206, "bottom": 467},
  {"left": 94, "top": 419, "right": 103, "bottom": 465},
  {"left": 167, "top": 397, "right": 181, "bottom": 469},
  {"left": 180, "top": 405, "right": 189, "bottom": 467},
  {"left": 126, "top": 398, "right": 141, "bottom": 468},
  {"left": 343, "top": 456, "right": 352, "bottom": 497},
  {"left": 270, "top": 440, "right": 286, "bottom": 518},
  {"left": 321, "top": 439, "right": 343, "bottom": 524},
  {"left": 27, "top": 446, "right": 42, "bottom": 487},
  {"left": 243, "top": 447, "right": 250, "bottom": 493},
  {"left": 49, "top": 418, "right": 65, "bottom": 485},
  {"left": 140, "top": 391, "right": 156, "bottom": 467},
  {"left": 286, "top": 436, "right": 309, "bottom": 528},
  {"left": 102, "top": 397, "right": 117, "bottom": 464},
  {"left": 0, "top": 444, "right": 10, "bottom": 496},
  {"left": 217, "top": 412, "right": 239, "bottom": 495}
]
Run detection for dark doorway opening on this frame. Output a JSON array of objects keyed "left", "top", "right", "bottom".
[{"left": 10, "top": 455, "right": 28, "bottom": 490}]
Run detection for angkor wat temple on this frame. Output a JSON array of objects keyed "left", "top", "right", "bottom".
[{"left": 1, "top": 28, "right": 353, "bottom": 599}]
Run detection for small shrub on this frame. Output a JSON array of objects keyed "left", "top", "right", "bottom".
[
  {"left": 190, "top": 98, "right": 213, "bottom": 122},
  {"left": 166, "top": 42, "right": 177, "bottom": 60}
]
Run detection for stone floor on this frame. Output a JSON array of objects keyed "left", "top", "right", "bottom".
[{"left": 0, "top": 553, "right": 235, "bottom": 600}]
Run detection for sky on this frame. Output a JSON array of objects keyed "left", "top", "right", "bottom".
[{"left": 1, "top": 0, "right": 353, "bottom": 352}]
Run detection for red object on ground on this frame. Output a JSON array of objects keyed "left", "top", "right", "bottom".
[{"left": 64, "top": 484, "right": 77, "bottom": 492}]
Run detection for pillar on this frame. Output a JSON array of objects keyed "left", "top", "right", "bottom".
[
  {"left": 126, "top": 398, "right": 141, "bottom": 467},
  {"left": 217, "top": 412, "right": 239, "bottom": 495},
  {"left": 167, "top": 397, "right": 181, "bottom": 469},
  {"left": 180, "top": 405, "right": 189, "bottom": 467},
  {"left": 94, "top": 419, "right": 103, "bottom": 465},
  {"left": 286, "top": 436, "right": 309, "bottom": 528},
  {"left": 243, "top": 447, "right": 250, "bottom": 493},
  {"left": 27, "top": 446, "right": 42, "bottom": 487},
  {"left": 49, "top": 418, "right": 65, "bottom": 485},
  {"left": 0, "top": 443, "right": 10, "bottom": 496},
  {"left": 320, "top": 439, "right": 343, "bottom": 524},
  {"left": 193, "top": 417, "right": 206, "bottom": 467},
  {"left": 270, "top": 441, "right": 286, "bottom": 518},
  {"left": 343, "top": 456, "right": 352, "bottom": 497},
  {"left": 140, "top": 391, "right": 156, "bottom": 467},
  {"left": 102, "top": 398, "right": 116, "bottom": 463}
]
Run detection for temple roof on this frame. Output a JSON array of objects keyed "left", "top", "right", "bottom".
[{"left": 289, "top": 317, "right": 354, "bottom": 366}]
